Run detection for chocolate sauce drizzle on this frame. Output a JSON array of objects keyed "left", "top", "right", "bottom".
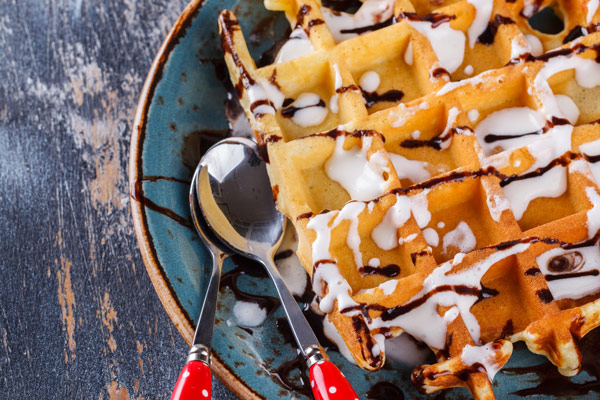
[
  {"left": 399, "top": 126, "right": 468, "bottom": 151},
  {"left": 359, "top": 264, "right": 401, "bottom": 277},
  {"left": 477, "top": 15, "right": 515, "bottom": 46},
  {"left": 361, "top": 89, "right": 404, "bottom": 108},
  {"left": 280, "top": 97, "right": 327, "bottom": 118},
  {"left": 545, "top": 270, "right": 599, "bottom": 281},
  {"left": 340, "top": 17, "right": 394, "bottom": 35},
  {"left": 398, "top": 12, "right": 456, "bottom": 28}
]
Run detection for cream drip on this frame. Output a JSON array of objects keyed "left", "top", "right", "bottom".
[
  {"left": 423, "top": 227, "right": 440, "bottom": 247},
  {"left": 467, "top": 0, "right": 493, "bottom": 48},
  {"left": 388, "top": 153, "right": 432, "bottom": 183},
  {"left": 406, "top": 19, "right": 466, "bottom": 73},
  {"left": 442, "top": 221, "right": 477, "bottom": 254},
  {"left": 325, "top": 135, "right": 392, "bottom": 201},
  {"left": 461, "top": 343, "right": 502, "bottom": 381},
  {"left": 405, "top": 42, "right": 414, "bottom": 65},
  {"left": 359, "top": 70, "right": 381, "bottom": 92},
  {"left": 525, "top": 34, "right": 543, "bottom": 56},
  {"left": 372, "top": 194, "right": 412, "bottom": 250},
  {"left": 275, "top": 27, "right": 315, "bottom": 64},
  {"left": 580, "top": 139, "right": 600, "bottom": 184}
]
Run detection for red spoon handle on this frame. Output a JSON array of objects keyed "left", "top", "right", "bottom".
[
  {"left": 309, "top": 359, "right": 359, "bottom": 400},
  {"left": 170, "top": 360, "right": 212, "bottom": 400}
]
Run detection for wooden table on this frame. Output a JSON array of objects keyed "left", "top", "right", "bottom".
[{"left": 0, "top": 1, "right": 238, "bottom": 398}]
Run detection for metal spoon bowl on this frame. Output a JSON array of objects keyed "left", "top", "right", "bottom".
[{"left": 196, "top": 137, "right": 359, "bottom": 399}]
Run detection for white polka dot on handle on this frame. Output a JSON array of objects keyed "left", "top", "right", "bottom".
[
  {"left": 311, "top": 380, "right": 314, "bottom": 388},
  {"left": 202, "top": 389, "right": 209, "bottom": 397},
  {"left": 329, "top": 386, "right": 337, "bottom": 394},
  {"left": 183, "top": 371, "right": 190, "bottom": 378}
]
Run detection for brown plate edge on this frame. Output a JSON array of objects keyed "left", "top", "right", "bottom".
[{"left": 128, "top": 1, "right": 262, "bottom": 399}]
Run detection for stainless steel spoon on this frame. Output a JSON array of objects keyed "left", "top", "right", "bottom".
[
  {"left": 170, "top": 162, "right": 231, "bottom": 400},
  {"left": 197, "top": 137, "right": 360, "bottom": 400}
]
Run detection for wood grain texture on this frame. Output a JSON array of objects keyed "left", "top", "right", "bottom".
[{"left": 0, "top": 1, "right": 238, "bottom": 398}]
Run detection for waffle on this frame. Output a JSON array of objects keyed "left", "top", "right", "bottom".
[{"left": 217, "top": 0, "right": 600, "bottom": 398}]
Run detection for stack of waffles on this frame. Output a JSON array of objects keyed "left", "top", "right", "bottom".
[{"left": 217, "top": 0, "right": 600, "bottom": 398}]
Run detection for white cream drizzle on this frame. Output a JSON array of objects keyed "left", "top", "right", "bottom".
[
  {"left": 464, "top": 64, "right": 474, "bottom": 75},
  {"left": 363, "top": 243, "right": 530, "bottom": 349},
  {"left": 287, "top": 93, "right": 328, "bottom": 127},
  {"left": 321, "top": 0, "right": 396, "bottom": 43},
  {"left": 410, "top": 189, "right": 432, "bottom": 229},
  {"left": 388, "top": 153, "right": 432, "bottom": 183},
  {"left": 439, "top": 107, "right": 460, "bottom": 150},
  {"left": 248, "top": 78, "right": 285, "bottom": 116},
  {"left": 474, "top": 107, "right": 546, "bottom": 155},
  {"left": 460, "top": 343, "right": 502, "bottom": 381},
  {"left": 536, "top": 245, "right": 600, "bottom": 300},
  {"left": 233, "top": 301, "right": 267, "bottom": 327},
  {"left": 502, "top": 165, "right": 567, "bottom": 220},
  {"left": 467, "top": 0, "right": 493, "bottom": 48},
  {"left": 406, "top": 19, "right": 466, "bottom": 73},
  {"left": 325, "top": 135, "right": 392, "bottom": 201},
  {"left": 372, "top": 194, "right": 413, "bottom": 250},
  {"left": 468, "top": 109, "right": 480, "bottom": 123},
  {"left": 443, "top": 221, "right": 477, "bottom": 254},
  {"left": 510, "top": 37, "right": 532, "bottom": 59},
  {"left": 275, "top": 27, "right": 315, "bottom": 64}
]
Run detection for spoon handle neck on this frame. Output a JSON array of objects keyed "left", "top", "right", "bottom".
[{"left": 259, "top": 255, "right": 321, "bottom": 357}]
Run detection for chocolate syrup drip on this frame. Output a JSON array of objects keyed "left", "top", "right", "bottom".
[
  {"left": 501, "top": 319, "right": 514, "bottom": 338},
  {"left": 295, "top": 4, "right": 312, "bottom": 27},
  {"left": 352, "top": 315, "right": 383, "bottom": 368},
  {"left": 219, "top": 13, "right": 255, "bottom": 99},
  {"left": 272, "top": 184, "right": 279, "bottom": 202},
  {"left": 477, "top": 15, "right": 515, "bottom": 45},
  {"left": 431, "top": 67, "right": 450, "bottom": 79},
  {"left": 361, "top": 89, "right": 404, "bottom": 108},
  {"left": 503, "top": 329, "right": 600, "bottom": 397},
  {"left": 410, "top": 249, "right": 431, "bottom": 264},
  {"left": 399, "top": 126, "right": 466, "bottom": 151},
  {"left": 499, "top": 151, "right": 576, "bottom": 187},
  {"left": 398, "top": 12, "right": 456, "bottom": 28},
  {"left": 220, "top": 255, "right": 280, "bottom": 314},
  {"left": 365, "top": 381, "right": 405, "bottom": 399},
  {"left": 525, "top": 267, "right": 541, "bottom": 276},
  {"left": 270, "top": 353, "right": 312, "bottom": 397},
  {"left": 296, "top": 211, "right": 314, "bottom": 220},
  {"left": 584, "top": 153, "right": 600, "bottom": 163},
  {"left": 130, "top": 179, "right": 194, "bottom": 230},
  {"left": 309, "top": 19, "right": 325, "bottom": 27},
  {"left": 359, "top": 264, "right": 401, "bottom": 277},
  {"left": 281, "top": 98, "right": 326, "bottom": 118},
  {"left": 336, "top": 84, "right": 360, "bottom": 93},
  {"left": 475, "top": 283, "right": 500, "bottom": 304},
  {"left": 340, "top": 17, "right": 394, "bottom": 35},
  {"left": 548, "top": 251, "right": 583, "bottom": 272},
  {"left": 563, "top": 25, "right": 587, "bottom": 44},
  {"left": 484, "top": 129, "right": 541, "bottom": 143},
  {"left": 250, "top": 99, "right": 275, "bottom": 116},
  {"left": 536, "top": 288, "right": 554, "bottom": 303},
  {"left": 545, "top": 270, "right": 599, "bottom": 281}
]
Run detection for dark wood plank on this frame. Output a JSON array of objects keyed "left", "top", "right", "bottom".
[{"left": 0, "top": 1, "right": 238, "bottom": 398}]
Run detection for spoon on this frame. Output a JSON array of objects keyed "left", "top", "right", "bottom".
[
  {"left": 170, "top": 162, "right": 231, "bottom": 400},
  {"left": 197, "top": 137, "right": 360, "bottom": 400}
]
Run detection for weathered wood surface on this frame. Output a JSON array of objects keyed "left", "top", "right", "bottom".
[{"left": 0, "top": 1, "right": 238, "bottom": 398}]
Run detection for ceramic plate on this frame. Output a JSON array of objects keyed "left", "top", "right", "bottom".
[{"left": 129, "top": 0, "right": 600, "bottom": 398}]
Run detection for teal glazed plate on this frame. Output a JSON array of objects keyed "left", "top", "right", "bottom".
[{"left": 129, "top": 0, "right": 600, "bottom": 398}]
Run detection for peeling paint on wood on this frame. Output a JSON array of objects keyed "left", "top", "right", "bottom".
[{"left": 0, "top": 1, "right": 238, "bottom": 398}]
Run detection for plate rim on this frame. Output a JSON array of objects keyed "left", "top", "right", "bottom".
[{"left": 128, "top": 1, "right": 261, "bottom": 398}]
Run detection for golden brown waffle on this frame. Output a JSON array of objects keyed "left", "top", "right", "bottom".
[{"left": 217, "top": 0, "right": 600, "bottom": 398}]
